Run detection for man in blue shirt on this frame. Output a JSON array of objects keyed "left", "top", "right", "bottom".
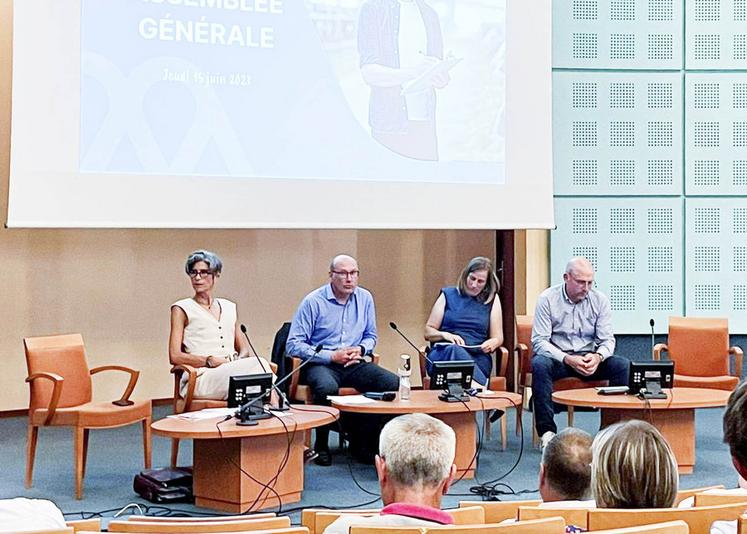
[
  {"left": 531, "top": 257, "right": 629, "bottom": 449},
  {"left": 287, "top": 254, "right": 399, "bottom": 466}
]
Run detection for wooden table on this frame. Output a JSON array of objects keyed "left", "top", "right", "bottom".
[
  {"left": 151, "top": 406, "right": 338, "bottom": 512},
  {"left": 330, "top": 390, "right": 522, "bottom": 479},
  {"left": 552, "top": 387, "right": 730, "bottom": 474}
]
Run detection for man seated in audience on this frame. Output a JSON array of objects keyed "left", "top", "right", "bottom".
[
  {"left": 0, "top": 498, "right": 66, "bottom": 531},
  {"left": 286, "top": 254, "right": 399, "bottom": 466},
  {"left": 531, "top": 256, "right": 629, "bottom": 449},
  {"left": 708, "top": 381, "right": 747, "bottom": 533},
  {"left": 539, "top": 428, "right": 595, "bottom": 507},
  {"left": 323, "top": 413, "right": 457, "bottom": 534}
]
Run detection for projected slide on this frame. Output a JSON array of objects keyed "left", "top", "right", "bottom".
[{"left": 79, "top": 0, "right": 506, "bottom": 184}]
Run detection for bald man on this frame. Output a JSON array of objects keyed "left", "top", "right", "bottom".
[
  {"left": 287, "top": 254, "right": 399, "bottom": 466},
  {"left": 531, "top": 257, "right": 629, "bottom": 449}
]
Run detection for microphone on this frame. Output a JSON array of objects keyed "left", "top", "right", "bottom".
[
  {"left": 240, "top": 324, "right": 269, "bottom": 374},
  {"left": 649, "top": 318, "right": 655, "bottom": 358},
  {"left": 236, "top": 343, "right": 323, "bottom": 422},
  {"left": 389, "top": 322, "right": 435, "bottom": 366}
]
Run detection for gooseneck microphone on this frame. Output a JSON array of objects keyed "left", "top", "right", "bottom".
[
  {"left": 389, "top": 322, "right": 435, "bottom": 366},
  {"left": 240, "top": 324, "right": 269, "bottom": 374},
  {"left": 236, "top": 343, "right": 323, "bottom": 423},
  {"left": 649, "top": 318, "right": 655, "bottom": 358}
]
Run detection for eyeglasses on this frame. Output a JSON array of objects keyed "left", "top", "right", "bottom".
[
  {"left": 331, "top": 270, "right": 360, "bottom": 279},
  {"left": 188, "top": 269, "right": 214, "bottom": 279}
]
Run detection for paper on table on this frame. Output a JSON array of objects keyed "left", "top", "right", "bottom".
[
  {"left": 168, "top": 407, "right": 234, "bottom": 420},
  {"left": 327, "top": 395, "right": 376, "bottom": 405}
]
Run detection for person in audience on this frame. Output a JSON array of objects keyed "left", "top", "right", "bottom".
[
  {"left": 424, "top": 256, "right": 503, "bottom": 387},
  {"left": 169, "top": 249, "right": 273, "bottom": 400},
  {"left": 592, "top": 420, "right": 678, "bottom": 509},
  {"left": 286, "top": 254, "right": 399, "bottom": 466},
  {"left": 539, "top": 428, "right": 595, "bottom": 506},
  {"left": 531, "top": 256, "right": 629, "bottom": 449},
  {"left": 0, "top": 498, "right": 66, "bottom": 531},
  {"left": 323, "top": 413, "right": 457, "bottom": 534}
]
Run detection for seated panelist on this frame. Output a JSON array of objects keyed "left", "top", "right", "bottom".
[
  {"left": 424, "top": 256, "right": 504, "bottom": 387},
  {"left": 286, "top": 254, "right": 399, "bottom": 466},
  {"left": 169, "top": 249, "right": 273, "bottom": 400}
]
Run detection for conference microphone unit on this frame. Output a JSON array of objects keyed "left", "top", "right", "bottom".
[
  {"left": 389, "top": 321, "right": 435, "bottom": 366},
  {"left": 236, "top": 343, "right": 324, "bottom": 423},
  {"left": 649, "top": 318, "right": 655, "bottom": 358}
]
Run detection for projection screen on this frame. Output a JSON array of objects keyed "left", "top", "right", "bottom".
[{"left": 8, "top": 0, "right": 552, "bottom": 229}]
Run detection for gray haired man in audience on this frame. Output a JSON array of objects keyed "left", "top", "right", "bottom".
[
  {"left": 539, "top": 428, "right": 595, "bottom": 507},
  {"left": 323, "top": 413, "right": 457, "bottom": 534}
]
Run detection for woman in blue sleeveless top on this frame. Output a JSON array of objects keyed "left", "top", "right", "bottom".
[{"left": 424, "top": 257, "right": 504, "bottom": 387}]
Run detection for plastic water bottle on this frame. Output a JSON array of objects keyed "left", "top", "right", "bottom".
[{"left": 398, "top": 353, "right": 411, "bottom": 401}]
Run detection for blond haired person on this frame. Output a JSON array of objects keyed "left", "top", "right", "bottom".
[
  {"left": 323, "top": 414, "right": 457, "bottom": 534},
  {"left": 592, "top": 420, "right": 678, "bottom": 509}
]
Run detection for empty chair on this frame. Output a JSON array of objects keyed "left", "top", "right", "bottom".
[
  {"left": 458, "top": 500, "right": 542, "bottom": 523},
  {"left": 588, "top": 502, "right": 747, "bottom": 533}
]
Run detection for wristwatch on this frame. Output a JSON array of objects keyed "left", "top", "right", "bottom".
[{"left": 206, "top": 355, "right": 214, "bottom": 368}]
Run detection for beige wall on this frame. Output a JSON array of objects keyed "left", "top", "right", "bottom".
[{"left": 0, "top": 1, "right": 501, "bottom": 410}]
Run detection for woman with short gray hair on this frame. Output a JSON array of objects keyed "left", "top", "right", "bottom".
[{"left": 169, "top": 249, "right": 273, "bottom": 400}]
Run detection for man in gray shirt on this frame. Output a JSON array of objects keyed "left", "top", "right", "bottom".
[{"left": 531, "top": 257, "right": 629, "bottom": 448}]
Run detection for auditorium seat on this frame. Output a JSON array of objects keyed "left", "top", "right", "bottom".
[
  {"left": 108, "top": 516, "right": 292, "bottom": 532},
  {"left": 348, "top": 517, "right": 566, "bottom": 534},
  {"left": 673, "top": 485, "right": 725, "bottom": 506},
  {"left": 653, "top": 316, "right": 743, "bottom": 391},
  {"left": 587, "top": 502, "right": 747, "bottom": 532},
  {"left": 518, "top": 505, "right": 589, "bottom": 530},
  {"left": 23, "top": 333, "right": 151, "bottom": 500},
  {"left": 694, "top": 490, "right": 747, "bottom": 507},
  {"left": 303, "top": 506, "right": 485, "bottom": 534},
  {"left": 127, "top": 514, "right": 275, "bottom": 523},
  {"left": 591, "top": 520, "right": 689, "bottom": 534},
  {"left": 458, "top": 500, "right": 542, "bottom": 523}
]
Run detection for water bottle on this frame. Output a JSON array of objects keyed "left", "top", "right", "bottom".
[{"left": 398, "top": 353, "right": 411, "bottom": 401}]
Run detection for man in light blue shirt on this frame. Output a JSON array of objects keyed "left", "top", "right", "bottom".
[
  {"left": 287, "top": 254, "right": 399, "bottom": 466},
  {"left": 531, "top": 257, "right": 629, "bottom": 448}
]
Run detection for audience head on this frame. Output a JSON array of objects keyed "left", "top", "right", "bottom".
[
  {"left": 456, "top": 256, "right": 500, "bottom": 304},
  {"left": 185, "top": 250, "right": 223, "bottom": 277},
  {"left": 591, "top": 420, "right": 678, "bottom": 509},
  {"left": 328, "top": 254, "right": 359, "bottom": 299},
  {"left": 563, "top": 257, "right": 595, "bottom": 303},
  {"left": 376, "top": 413, "right": 456, "bottom": 506},
  {"left": 540, "top": 428, "right": 593, "bottom": 502},
  {"left": 723, "top": 381, "right": 747, "bottom": 479}
]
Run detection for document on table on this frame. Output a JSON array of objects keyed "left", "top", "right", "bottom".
[
  {"left": 168, "top": 407, "right": 234, "bottom": 420},
  {"left": 327, "top": 395, "right": 376, "bottom": 405}
]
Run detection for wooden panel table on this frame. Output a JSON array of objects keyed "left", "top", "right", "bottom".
[
  {"left": 552, "top": 387, "right": 730, "bottom": 474},
  {"left": 330, "top": 390, "right": 522, "bottom": 479},
  {"left": 151, "top": 405, "right": 338, "bottom": 512}
]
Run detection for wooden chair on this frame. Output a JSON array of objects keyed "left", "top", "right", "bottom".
[
  {"left": 12, "top": 529, "right": 73, "bottom": 534},
  {"left": 587, "top": 502, "right": 747, "bottom": 532},
  {"left": 518, "top": 505, "right": 589, "bottom": 529},
  {"left": 591, "top": 520, "right": 689, "bottom": 533},
  {"left": 674, "top": 485, "right": 725, "bottom": 506},
  {"left": 515, "top": 314, "right": 607, "bottom": 446},
  {"left": 170, "top": 359, "right": 278, "bottom": 467},
  {"left": 302, "top": 506, "right": 485, "bottom": 534},
  {"left": 447, "top": 506, "right": 485, "bottom": 525},
  {"left": 24, "top": 333, "right": 151, "bottom": 499},
  {"left": 739, "top": 513, "right": 747, "bottom": 534},
  {"left": 349, "top": 517, "right": 566, "bottom": 534},
  {"left": 90, "top": 529, "right": 305, "bottom": 534},
  {"left": 127, "top": 514, "right": 275, "bottom": 523},
  {"left": 694, "top": 490, "right": 747, "bottom": 507},
  {"left": 108, "top": 516, "right": 291, "bottom": 532},
  {"left": 458, "top": 499, "right": 542, "bottom": 523},
  {"left": 66, "top": 519, "right": 102, "bottom": 532},
  {"left": 653, "top": 316, "right": 743, "bottom": 391},
  {"left": 418, "top": 347, "right": 517, "bottom": 450}
]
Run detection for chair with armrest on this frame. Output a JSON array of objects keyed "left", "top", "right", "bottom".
[
  {"left": 418, "top": 346, "right": 517, "bottom": 450},
  {"left": 24, "top": 333, "right": 151, "bottom": 500},
  {"left": 588, "top": 502, "right": 747, "bottom": 533},
  {"left": 170, "top": 359, "right": 278, "bottom": 467},
  {"left": 653, "top": 316, "right": 743, "bottom": 391},
  {"left": 458, "top": 500, "right": 542, "bottom": 523},
  {"left": 516, "top": 314, "right": 608, "bottom": 447}
]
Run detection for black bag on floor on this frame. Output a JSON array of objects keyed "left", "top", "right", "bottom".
[{"left": 133, "top": 467, "right": 194, "bottom": 503}]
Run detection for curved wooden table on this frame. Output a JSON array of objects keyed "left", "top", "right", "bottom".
[
  {"left": 152, "top": 405, "right": 338, "bottom": 512},
  {"left": 552, "top": 387, "right": 730, "bottom": 474},
  {"left": 330, "top": 390, "right": 522, "bottom": 479}
]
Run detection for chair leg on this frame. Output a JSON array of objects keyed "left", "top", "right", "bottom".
[
  {"left": 74, "top": 427, "right": 85, "bottom": 499},
  {"left": 484, "top": 412, "right": 491, "bottom": 441},
  {"left": 143, "top": 417, "right": 152, "bottom": 469},
  {"left": 81, "top": 429, "right": 90, "bottom": 479},
  {"left": 515, "top": 403, "right": 523, "bottom": 437},
  {"left": 500, "top": 414, "right": 507, "bottom": 451},
  {"left": 567, "top": 406, "right": 575, "bottom": 427},
  {"left": 25, "top": 424, "right": 39, "bottom": 488},
  {"left": 170, "top": 438, "right": 180, "bottom": 468},
  {"left": 531, "top": 411, "right": 539, "bottom": 448}
]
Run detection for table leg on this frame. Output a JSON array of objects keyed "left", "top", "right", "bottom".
[
  {"left": 600, "top": 408, "right": 695, "bottom": 474},
  {"left": 435, "top": 412, "right": 476, "bottom": 479},
  {"left": 193, "top": 431, "right": 305, "bottom": 512}
]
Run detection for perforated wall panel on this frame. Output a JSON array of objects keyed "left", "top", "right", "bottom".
[
  {"left": 554, "top": 72, "right": 682, "bottom": 195},
  {"left": 685, "top": 198, "right": 747, "bottom": 331},
  {"left": 686, "top": 0, "right": 747, "bottom": 69},
  {"left": 686, "top": 73, "right": 747, "bottom": 195},
  {"left": 551, "top": 198, "right": 684, "bottom": 334},
  {"left": 553, "top": 0, "right": 683, "bottom": 69}
]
